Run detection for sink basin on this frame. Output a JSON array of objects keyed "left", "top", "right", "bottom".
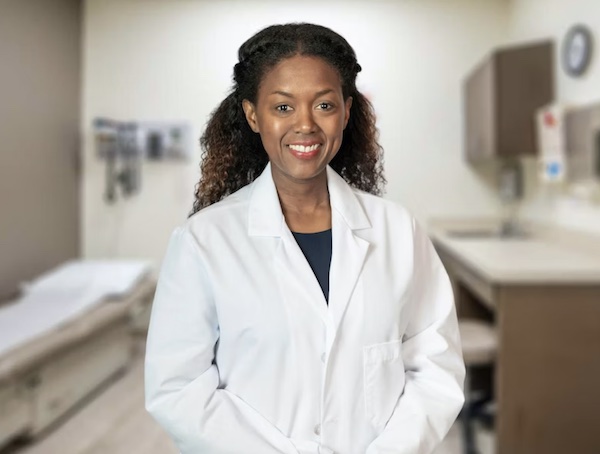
[{"left": 445, "top": 228, "right": 530, "bottom": 240}]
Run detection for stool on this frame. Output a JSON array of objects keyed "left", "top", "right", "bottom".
[{"left": 459, "top": 320, "right": 497, "bottom": 454}]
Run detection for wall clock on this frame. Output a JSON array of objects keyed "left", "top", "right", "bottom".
[{"left": 562, "top": 24, "right": 594, "bottom": 77}]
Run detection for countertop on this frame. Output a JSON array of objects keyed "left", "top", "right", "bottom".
[{"left": 427, "top": 219, "right": 600, "bottom": 284}]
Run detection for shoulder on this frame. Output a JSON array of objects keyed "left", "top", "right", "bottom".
[
  {"left": 352, "top": 188, "right": 416, "bottom": 231},
  {"left": 349, "top": 189, "right": 436, "bottom": 266},
  {"left": 180, "top": 182, "right": 254, "bottom": 239}
]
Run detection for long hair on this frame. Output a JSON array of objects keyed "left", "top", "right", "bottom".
[{"left": 190, "top": 23, "right": 385, "bottom": 216}]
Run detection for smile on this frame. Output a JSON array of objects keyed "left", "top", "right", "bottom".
[{"left": 287, "top": 144, "right": 321, "bottom": 153}]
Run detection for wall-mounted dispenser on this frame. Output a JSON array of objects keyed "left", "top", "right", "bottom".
[
  {"left": 536, "top": 103, "right": 568, "bottom": 183},
  {"left": 564, "top": 102, "right": 600, "bottom": 183},
  {"left": 93, "top": 118, "right": 193, "bottom": 204}
]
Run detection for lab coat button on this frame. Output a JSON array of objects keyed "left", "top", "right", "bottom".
[
  {"left": 320, "top": 353, "right": 326, "bottom": 363},
  {"left": 314, "top": 423, "right": 321, "bottom": 435}
]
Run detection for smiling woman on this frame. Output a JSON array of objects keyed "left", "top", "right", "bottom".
[
  {"left": 145, "top": 23, "right": 465, "bottom": 454},
  {"left": 241, "top": 54, "right": 352, "bottom": 232}
]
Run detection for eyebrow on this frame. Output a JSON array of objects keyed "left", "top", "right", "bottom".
[{"left": 269, "top": 89, "right": 335, "bottom": 98}]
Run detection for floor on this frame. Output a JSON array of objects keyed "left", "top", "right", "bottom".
[{"left": 1, "top": 341, "right": 495, "bottom": 454}]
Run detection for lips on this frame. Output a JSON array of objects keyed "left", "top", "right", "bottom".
[{"left": 286, "top": 142, "right": 322, "bottom": 159}]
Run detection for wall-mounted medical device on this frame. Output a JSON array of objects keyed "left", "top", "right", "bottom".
[
  {"left": 137, "top": 120, "right": 194, "bottom": 161},
  {"left": 93, "top": 118, "right": 193, "bottom": 203}
]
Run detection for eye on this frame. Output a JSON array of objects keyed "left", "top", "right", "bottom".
[
  {"left": 275, "top": 104, "right": 291, "bottom": 113},
  {"left": 317, "top": 102, "right": 333, "bottom": 111}
]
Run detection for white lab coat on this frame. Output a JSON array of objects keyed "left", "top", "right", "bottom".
[{"left": 145, "top": 163, "right": 465, "bottom": 454}]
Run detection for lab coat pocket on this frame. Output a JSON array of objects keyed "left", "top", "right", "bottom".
[{"left": 363, "top": 339, "right": 406, "bottom": 429}]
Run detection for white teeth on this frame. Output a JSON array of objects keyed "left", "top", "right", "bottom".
[{"left": 288, "top": 144, "right": 320, "bottom": 153}]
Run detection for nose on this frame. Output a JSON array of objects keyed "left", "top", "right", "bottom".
[{"left": 294, "top": 106, "right": 317, "bottom": 134}]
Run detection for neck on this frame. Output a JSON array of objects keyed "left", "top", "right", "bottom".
[{"left": 272, "top": 169, "right": 332, "bottom": 233}]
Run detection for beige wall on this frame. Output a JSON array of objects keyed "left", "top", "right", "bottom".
[
  {"left": 82, "top": 0, "right": 510, "bottom": 262},
  {"left": 507, "top": 0, "right": 600, "bottom": 234},
  {"left": 0, "top": 0, "right": 82, "bottom": 301},
  {"left": 4, "top": 1, "right": 594, "bottom": 274}
]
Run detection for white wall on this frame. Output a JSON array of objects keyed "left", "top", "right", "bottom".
[
  {"left": 507, "top": 0, "right": 600, "bottom": 234},
  {"left": 82, "top": 0, "right": 510, "bottom": 261}
]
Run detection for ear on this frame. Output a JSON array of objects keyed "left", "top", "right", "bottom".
[
  {"left": 242, "top": 99, "right": 260, "bottom": 133},
  {"left": 343, "top": 96, "right": 353, "bottom": 129}
]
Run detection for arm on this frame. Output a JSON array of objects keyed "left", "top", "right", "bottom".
[
  {"left": 365, "top": 219, "right": 466, "bottom": 454},
  {"left": 144, "top": 226, "right": 299, "bottom": 454}
]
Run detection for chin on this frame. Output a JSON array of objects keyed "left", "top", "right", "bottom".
[{"left": 283, "top": 166, "right": 328, "bottom": 183}]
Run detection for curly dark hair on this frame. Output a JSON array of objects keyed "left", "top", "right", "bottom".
[{"left": 190, "top": 23, "right": 385, "bottom": 216}]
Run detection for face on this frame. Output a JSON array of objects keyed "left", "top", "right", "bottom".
[{"left": 242, "top": 55, "right": 352, "bottom": 188}]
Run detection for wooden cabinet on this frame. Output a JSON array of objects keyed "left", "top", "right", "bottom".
[
  {"left": 464, "top": 41, "right": 555, "bottom": 163},
  {"left": 435, "top": 243, "right": 600, "bottom": 454}
]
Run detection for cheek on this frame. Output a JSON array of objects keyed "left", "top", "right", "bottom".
[
  {"left": 325, "top": 114, "right": 347, "bottom": 139},
  {"left": 260, "top": 119, "right": 289, "bottom": 147}
]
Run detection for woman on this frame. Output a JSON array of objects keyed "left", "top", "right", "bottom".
[{"left": 145, "top": 23, "right": 465, "bottom": 454}]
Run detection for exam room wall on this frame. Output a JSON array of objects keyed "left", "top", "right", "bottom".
[
  {"left": 0, "top": 0, "right": 81, "bottom": 301},
  {"left": 82, "top": 0, "right": 510, "bottom": 261},
  {"left": 507, "top": 0, "right": 600, "bottom": 234}
]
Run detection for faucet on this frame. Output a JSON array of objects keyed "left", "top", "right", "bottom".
[{"left": 498, "top": 160, "right": 527, "bottom": 238}]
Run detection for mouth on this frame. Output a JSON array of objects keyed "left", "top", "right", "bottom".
[{"left": 286, "top": 143, "right": 323, "bottom": 159}]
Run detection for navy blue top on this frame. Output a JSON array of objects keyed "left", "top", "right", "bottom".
[{"left": 292, "top": 229, "right": 332, "bottom": 303}]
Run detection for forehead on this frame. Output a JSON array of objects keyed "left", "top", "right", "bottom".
[{"left": 258, "top": 54, "right": 343, "bottom": 97}]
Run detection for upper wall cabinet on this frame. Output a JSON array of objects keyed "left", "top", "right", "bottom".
[{"left": 463, "top": 41, "right": 555, "bottom": 164}]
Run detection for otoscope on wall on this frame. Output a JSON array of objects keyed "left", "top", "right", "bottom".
[
  {"left": 93, "top": 117, "right": 193, "bottom": 204},
  {"left": 93, "top": 118, "right": 141, "bottom": 203}
]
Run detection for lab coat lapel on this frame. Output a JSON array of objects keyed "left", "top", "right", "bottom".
[
  {"left": 326, "top": 167, "right": 371, "bottom": 339},
  {"left": 276, "top": 226, "right": 330, "bottom": 322},
  {"left": 248, "top": 163, "right": 330, "bottom": 323}
]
